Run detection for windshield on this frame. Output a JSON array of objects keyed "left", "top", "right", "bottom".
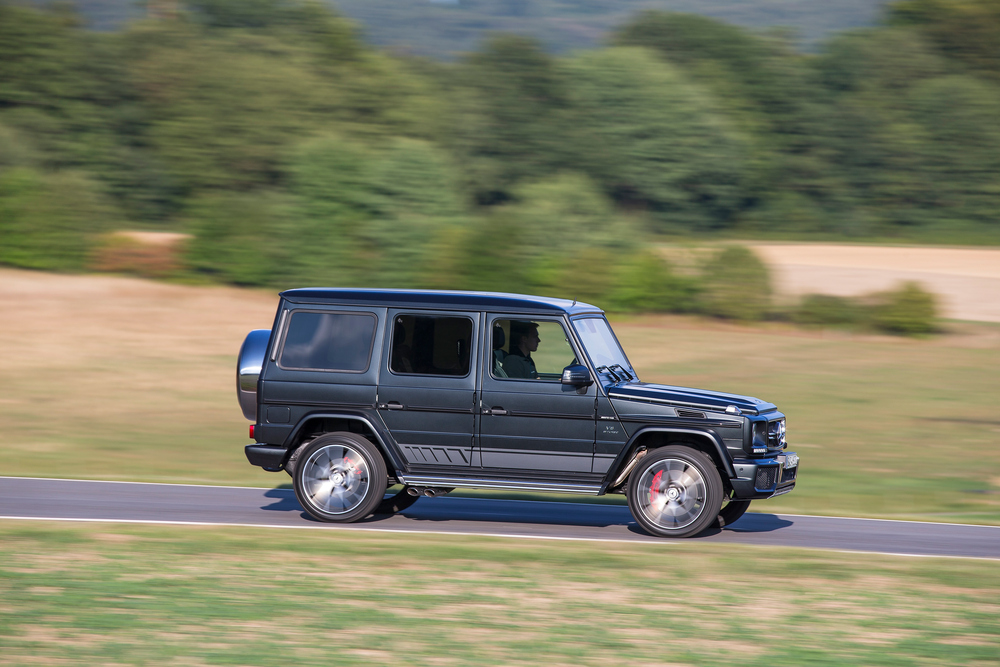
[{"left": 572, "top": 317, "right": 636, "bottom": 380}]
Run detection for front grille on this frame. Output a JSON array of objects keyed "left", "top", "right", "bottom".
[{"left": 755, "top": 466, "right": 778, "bottom": 490}]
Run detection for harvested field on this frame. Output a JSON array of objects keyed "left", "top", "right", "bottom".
[{"left": 750, "top": 244, "right": 1000, "bottom": 323}]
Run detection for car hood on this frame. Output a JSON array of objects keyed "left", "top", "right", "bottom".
[{"left": 607, "top": 381, "right": 776, "bottom": 416}]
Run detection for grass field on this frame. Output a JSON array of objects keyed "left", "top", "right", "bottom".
[
  {"left": 2, "top": 268, "right": 998, "bottom": 666},
  {"left": 0, "top": 521, "right": 997, "bottom": 666},
  {"left": 1, "top": 267, "right": 999, "bottom": 523}
]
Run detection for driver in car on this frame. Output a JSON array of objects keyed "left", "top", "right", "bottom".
[{"left": 502, "top": 320, "right": 539, "bottom": 379}]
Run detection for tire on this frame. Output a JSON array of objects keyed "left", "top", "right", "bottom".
[
  {"left": 376, "top": 486, "right": 419, "bottom": 515},
  {"left": 292, "top": 432, "right": 387, "bottom": 523},
  {"left": 627, "top": 445, "right": 724, "bottom": 538},
  {"left": 717, "top": 499, "right": 751, "bottom": 528}
]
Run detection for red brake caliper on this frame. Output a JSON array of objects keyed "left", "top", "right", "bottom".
[
  {"left": 649, "top": 470, "right": 663, "bottom": 505},
  {"left": 344, "top": 457, "right": 364, "bottom": 478}
]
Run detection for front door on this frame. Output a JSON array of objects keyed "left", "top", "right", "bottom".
[
  {"left": 377, "top": 310, "right": 479, "bottom": 467},
  {"left": 479, "top": 316, "right": 596, "bottom": 473}
]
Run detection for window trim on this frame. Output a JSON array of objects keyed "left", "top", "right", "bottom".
[
  {"left": 387, "top": 312, "right": 475, "bottom": 379},
  {"left": 275, "top": 309, "right": 378, "bottom": 374},
  {"left": 488, "top": 316, "right": 582, "bottom": 383}
]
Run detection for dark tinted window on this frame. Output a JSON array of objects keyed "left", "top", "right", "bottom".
[
  {"left": 391, "top": 315, "right": 473, "bottom": 376},
  {"left": 280, "top": 311, "right": 376, "bottom": 372}
]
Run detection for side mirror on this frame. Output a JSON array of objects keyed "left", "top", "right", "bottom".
[{"left": 561, "top": 364, "right": 593, "bottom": 387}]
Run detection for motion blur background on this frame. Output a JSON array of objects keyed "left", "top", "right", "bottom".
[{"left": 1, "top": 0, "right": 998, "bottom": 328}]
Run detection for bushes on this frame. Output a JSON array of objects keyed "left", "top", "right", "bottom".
[
  {"left": 793, "top": 282, "right": 938, "bottom": 335},
  {"left": 607, "top": 252, "right": 698, "bottom": 313},
  {"left": 869, "top": 282, "right": 938, "bottom": 335},
  {"left": 0, "top": 168, "right": 117, "bottom": 271},
  {"left": 793, "top": 294, "right": 865, "bottom": 327},
  {"left": 698, "top": 245, "right": 772, "bottom": 321}
]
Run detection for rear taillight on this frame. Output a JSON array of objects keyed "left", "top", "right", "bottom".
[{"left": 249, "top": 425, "right": 255, "bottom": 439}]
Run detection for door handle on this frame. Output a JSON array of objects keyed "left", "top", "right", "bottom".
[
  {"left": 385, "top": 401, "right": 404, "bottom": 410},
  {"left": 489, "top": 407, "right": 507, "bottom": 416}
]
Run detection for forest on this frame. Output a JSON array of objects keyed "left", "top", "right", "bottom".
[{"left": 0, "top": 0, "right": 997, "bottom": 319}]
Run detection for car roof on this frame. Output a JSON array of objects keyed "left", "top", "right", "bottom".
[{"left": 279, "top": 288, "right": 604, "bottom": 316}]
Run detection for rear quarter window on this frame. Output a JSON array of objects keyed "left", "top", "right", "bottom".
[{"left": 278, "top": 311, "right": 377, "bottom": 372}]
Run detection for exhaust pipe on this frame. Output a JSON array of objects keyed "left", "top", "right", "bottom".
[
  {"left": 423, "top": 487, "right": 456, "bottom": 498},
  {"left": 611, "top": 447, "right": 648, "bottom": 489},
  {"left": 405, "top": 486, "right": 455, "bottom": 498}
]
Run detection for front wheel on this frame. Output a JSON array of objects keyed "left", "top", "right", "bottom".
[
  {"left": 292, "top": 432, "right": 387, "bottom": 523},
  {"left": 627, "top": 445, "right": 723, "bottom": 538},
  {"left": 717, "top": 498, "right": 751, "bottom": 528}
]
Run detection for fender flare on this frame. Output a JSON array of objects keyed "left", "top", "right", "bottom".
[
  {"left": 285, "top": 412, "right": 406, "bottom": 473},
  {"left": 602, "top": 427, "right": 736, "bottom": 494}
]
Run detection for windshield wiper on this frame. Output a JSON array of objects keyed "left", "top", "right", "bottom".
[
  {"left": 610, "top": 364, "right": 633, "bottom": 381},
  {"left": 595, "top": 365, "right": 622, "bottom": 382}
]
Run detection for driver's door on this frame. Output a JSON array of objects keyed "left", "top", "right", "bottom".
[{"left": 478, "top": 316, "right": 596, "bottom": 473}]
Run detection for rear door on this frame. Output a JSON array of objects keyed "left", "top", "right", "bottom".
[
  {"left": 376, "top": 310, "right": 479, "bottom": 467},
  {"left": 258, "top": 305, "right": 384, "bottom": 445}
]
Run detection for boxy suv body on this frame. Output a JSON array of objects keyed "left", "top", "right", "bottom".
[{"left": 238, "top": 289, "right": 798, "bottom": 537}]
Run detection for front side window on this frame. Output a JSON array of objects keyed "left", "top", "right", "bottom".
[
  {"left": 572, "top": 317, "right": 635, "bottom": 377},
  {"left": 279, "top": 311, "right": 376, "bottom": 372},
  {"left": 391, "top": 315, "right": 473, "bottom": 376},
  {"left": 492, "top": 319, "right": 577, "bottom": 381}
]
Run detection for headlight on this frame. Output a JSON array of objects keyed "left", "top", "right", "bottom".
[{"left": 768, "top": 419, "right": 787, "bottom": 449}]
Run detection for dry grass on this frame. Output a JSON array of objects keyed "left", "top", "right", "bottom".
[
  {"left": 0, "top": 522, "right": 997, "bottom": 666},
  {"left": 0, "top": 267, "right": 277, "bottom": 485}
]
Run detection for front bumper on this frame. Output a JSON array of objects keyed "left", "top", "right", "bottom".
[{"left": 729, "top": 452, "right": 798, "bottom": 500}]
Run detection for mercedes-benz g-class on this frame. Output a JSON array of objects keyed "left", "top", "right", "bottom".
[{"left": 238, "top": 289, "right": 798, "bottom": 537}]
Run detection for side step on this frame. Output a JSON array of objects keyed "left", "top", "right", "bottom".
[{"left": 398, "top": 474, "right": 603, "bottom": 495}]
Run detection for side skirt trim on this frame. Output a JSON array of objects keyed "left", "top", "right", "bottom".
[{"left": 398, "top": 474, "right": 602, "bottom": 495}]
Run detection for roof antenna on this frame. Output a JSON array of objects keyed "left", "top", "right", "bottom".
[{"left": 572, "top": 299, "right": 577, "bottom": 306}]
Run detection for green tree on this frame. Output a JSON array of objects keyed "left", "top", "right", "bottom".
[
  {"left": 284, "top": 134, "right": 466, "bottom": 288},
  {"left": 184, "top": 190, "right": 297, "bottom": 286},
  {"left": 607, "top": 252, "right": 698, "bottom": 313},
  {"left": 0, "top": 168, "right": 118, "bottom": 271},
  {"left": 562, "top": 47, "right": 749, "bottom": 230},
  {"left": 448, "top": 35, "right": 573, "bottom": 204},
  {"left": 890, "top": 0, "right": 1000, "bottom": 77}
]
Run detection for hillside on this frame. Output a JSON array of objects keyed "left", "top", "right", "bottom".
[
  {"left": 62, "top": 0, "right": 888, "bottom": 54},
  {"left": 334, "top": 0, "right": 890, "bottom": 57}
]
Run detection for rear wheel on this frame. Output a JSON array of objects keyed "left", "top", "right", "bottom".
[
  {"left": 627, "top": 445, "right": 723, "bottom": 538},
  {"left": 292, "top": 432, "right": 387, "bottom": 523}
]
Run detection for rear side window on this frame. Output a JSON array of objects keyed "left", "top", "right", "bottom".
[
  {"left": 391, "top": 315, "right": 473, "bottom": 376},
  {"left": 279, "top": 311, "right": 376, "bottom": 372}
]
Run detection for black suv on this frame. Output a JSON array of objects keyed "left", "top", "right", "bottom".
[{"left": 238, "top": 289, "right": 798, "bottom": 537}]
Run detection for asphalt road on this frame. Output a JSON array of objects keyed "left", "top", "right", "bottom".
[{"left": 2, "top": 477, "right": 998, "bottom": 559}]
